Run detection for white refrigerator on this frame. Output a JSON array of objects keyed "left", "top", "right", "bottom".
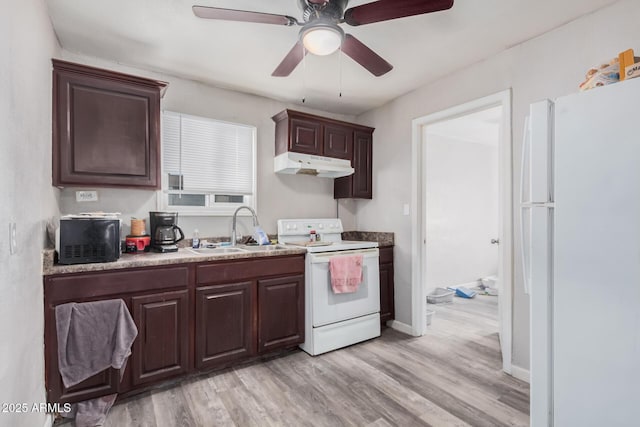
[{"left": 522, "top": 77, "right": 640, "bottom": 427}]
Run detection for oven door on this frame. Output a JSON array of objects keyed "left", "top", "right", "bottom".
[{"left": 307, "top": 248, "right": 380, "bottom": 328}]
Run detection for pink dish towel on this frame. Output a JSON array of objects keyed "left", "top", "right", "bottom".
[{"left": 329, "top": 255, "right": 363, "bottom": 294}]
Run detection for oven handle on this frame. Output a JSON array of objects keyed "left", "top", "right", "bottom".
[{"left": 308, "top": 248, "right": 379, "bottom": 264}]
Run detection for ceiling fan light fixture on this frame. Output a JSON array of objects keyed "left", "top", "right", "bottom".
[{"left": 300, "top": 24, "right": 344, "bottom": 56}]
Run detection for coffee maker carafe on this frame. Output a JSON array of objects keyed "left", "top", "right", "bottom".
[{"left": 149, "top": 212, "right": 184, "bottom": 253}]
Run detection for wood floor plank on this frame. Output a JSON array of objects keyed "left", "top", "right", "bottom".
[
  {"left": 321, "top": 350, "right": 470, "bottom": 427},
  {"left": 354, "top": 346, "right": 517, "bottom": 427},
  {"left": 234, "top": 364, "right": 311, "bottom": 427},
  {"left": 498, "top": 388, "right": 531, "bottom": 414},
  {"left": 150, "top": 384, "right": 198, "bottom": 427},
  {"left": 120, "top": 392, "right": 157, "bottom": 427},
  {"left": 180, "top": 377, "right": 235, "bottom": 426},
  {"left": 64, "top": 294, "right": 529, "bottom": 427}
]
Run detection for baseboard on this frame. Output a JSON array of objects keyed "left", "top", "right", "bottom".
[
  {"left": 387, "top": 319, "right": 416, "bottom": 336},
  {"left": 510, "top": 365, "right": 530, "bottom": 383}
]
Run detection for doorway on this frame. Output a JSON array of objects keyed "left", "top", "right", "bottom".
[{"left": 410, "top": 90, "right": 513, "bottom": 374}]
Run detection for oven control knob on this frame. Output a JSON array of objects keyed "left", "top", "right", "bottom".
[
  {"left": 293, "top": 224, "right": 298, "bottom": 230},
  {"left": 319, "top": 224, "right": 324, "bottom": 229}
]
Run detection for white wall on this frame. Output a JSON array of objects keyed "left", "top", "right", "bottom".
[
  {"left": 0, "top": 1, "right": 61, "bottom": 426},
  {"left": 58, "top": 51, "right": 358, "bottom": 238},
  {"left": 425, "top": 134, "right": 498, "bottom": 290},
  {"left": 356, "top": 0, "right": 640, "bottom": 370}
]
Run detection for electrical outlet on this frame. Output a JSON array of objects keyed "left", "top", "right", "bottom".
[
  {"left": 9, "top": 222, "right": 17, "bottom": 255},
  {"left": 76, "top": 190, "right": 98, "bottom": 202}
]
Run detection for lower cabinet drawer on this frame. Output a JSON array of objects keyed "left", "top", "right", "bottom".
[
  {"left": 46, "top": 265, "right": 190, "bottom": 300},
  {"left": 196, "top": 256, "right": 304, "bottom": 285}
]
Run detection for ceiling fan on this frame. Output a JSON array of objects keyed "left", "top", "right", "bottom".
[{"left": 192, "top": 0, "right": 454, "bottom": 77}]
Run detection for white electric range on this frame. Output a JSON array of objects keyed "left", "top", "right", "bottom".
[{"left": 277, "top": 218, "right": 380, "bottom": 356}]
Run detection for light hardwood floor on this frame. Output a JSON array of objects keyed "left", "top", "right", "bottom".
[{"left": 96, "top": 295, "right": 529, "bottom": 427}]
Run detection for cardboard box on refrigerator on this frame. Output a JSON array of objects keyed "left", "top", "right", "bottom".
[{"left": 624, "top": 63, "right": 640, "bottom": 80}]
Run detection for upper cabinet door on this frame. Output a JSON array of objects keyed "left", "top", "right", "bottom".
[
  {"left": 289, "top": 117, "right": 323, "bottom": 155},
  {"left": 323, "top": 124, "right": 353, "bottom": 160},
  {"left": 52, "top": 60, "right": 167, "bottom": 189},
  {"left": 352, "top": 131, "right": 373, "bottom": 199}
]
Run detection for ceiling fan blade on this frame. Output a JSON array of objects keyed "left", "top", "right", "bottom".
[
  {"left": 344, "top": 0, "right": 453, "bottom": 26},
  {"left": 341, "top": 34, "right": 393, "bottom": 77},
  {"left": 193, "top": 5, "right": 297, "bottom": 26},
  {"left": 272, "top": 42, "right": 306, "bottom": 77}
]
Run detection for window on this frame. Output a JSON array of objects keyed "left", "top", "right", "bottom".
[{"left": 160, "top": 111, "right": 257, "bottom": 215}]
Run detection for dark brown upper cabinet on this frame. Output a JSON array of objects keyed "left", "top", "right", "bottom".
[
  {"left": 324, "top": 124, "right": 353, "bottom": 160},
  {"left": 52, "top": 59, "right": 167, "bottom": 189},
  {"left": 289, "top": 117, "right": 323, "bottom": 155},
  {"left": 272, "top": 109, "right": 374, "bottom": 199},
  {"left": 334, "top": 130, "right": 373, "bottom": 199}
]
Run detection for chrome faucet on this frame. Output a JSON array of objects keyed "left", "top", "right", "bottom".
[{"left": 231, "top": 206, "right": 259, "bottom": 246}]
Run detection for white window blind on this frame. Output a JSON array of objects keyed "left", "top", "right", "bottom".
[
  {"left": 161, "top": 111, "right": 256, "bottom": 215},
  {"left": 163, "top": 111, "right": 255, "bottom": 194}
]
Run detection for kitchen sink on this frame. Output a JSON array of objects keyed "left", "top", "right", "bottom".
[{"left": 188, "top": 247, "right": 248, "bottom": 255}]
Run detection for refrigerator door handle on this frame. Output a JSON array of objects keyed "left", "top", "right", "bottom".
[
  {"left": 520, "top": 115, "right": 531, "bottom": 205},
  {"left": 520, "top": 206, "right": 531, "bottom": 295}
]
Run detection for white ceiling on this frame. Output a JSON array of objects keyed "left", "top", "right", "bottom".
[{"left": 45, "top": 0, "right": 619, "bottom": 115}]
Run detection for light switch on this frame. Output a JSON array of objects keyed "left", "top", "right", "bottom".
[{"left": 403, "top": 204, "right": 410, "bottom": 216}]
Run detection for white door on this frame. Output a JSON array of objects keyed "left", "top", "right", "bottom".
[{"left": 412, "top": 90, "right": 512, "bottom": 374}]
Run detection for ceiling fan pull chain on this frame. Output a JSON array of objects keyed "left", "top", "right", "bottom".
[
  {"left": 302, "top": 45, "right": 307, "bottom": 103},
  {"left": 339, "top": 46, "right": 343, "bottom": 98}
]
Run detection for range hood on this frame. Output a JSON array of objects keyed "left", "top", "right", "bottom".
[{"left": 274, "top": 152, "right": 354, "bottom": 178}]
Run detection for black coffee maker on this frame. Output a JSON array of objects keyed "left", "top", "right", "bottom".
[{"left": 149, "top": 212, "right": 184, "bottom": 253}]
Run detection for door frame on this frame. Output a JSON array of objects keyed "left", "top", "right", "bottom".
[{"left": 410, "top": 89, "right": 513, "bottom": 374}]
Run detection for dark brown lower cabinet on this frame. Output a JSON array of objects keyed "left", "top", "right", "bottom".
[
  {"left": 53, "top": 366, "right": 121, "bottom": 405},
  {"left": 379, "top": 246, "right": 395, "bottom": 324},
  {"left": 195, "top": 282, "right": 254, "bottom": 369},
  {"left": 44, "top": 265, "right": 191, "bottom": 404},
  {"left": 258, "top": 275, "right": 304, "bottom": 354},
  {"left": 44, "top": 254, "right": 305, "bottom": 404},
  {"left": 131, "top": 290, "right": 189, "bottom": 385}
]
